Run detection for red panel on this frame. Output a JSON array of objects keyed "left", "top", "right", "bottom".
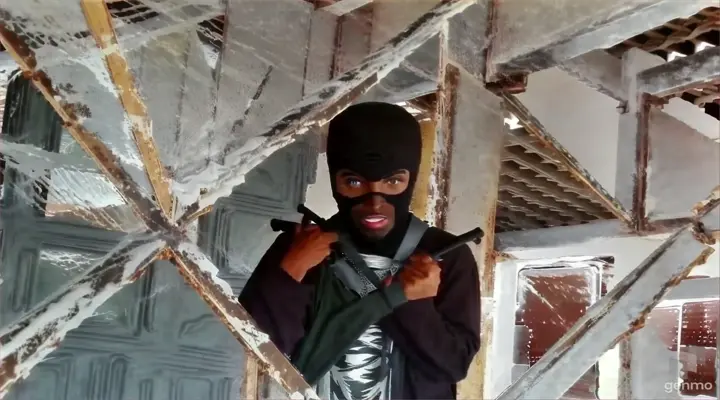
[
  {"left": 681, "top": 300, "right": 718, "bottom": 347},
  {"left": 680, "top": 300, "right": 718, "bottom": 397},
  {"left": 515, "top": 268, "right": 599, "bottom": 398}
]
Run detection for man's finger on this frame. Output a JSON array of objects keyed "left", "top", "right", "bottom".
[
  {"left": 324, "top": 231, "right": 339, "bottom": 243},
  {"left": 301, "top": 213, "right": 312, "bottom": 227},
  {"left": 303, "top": 224, "right": 321, "bottom": 233}
]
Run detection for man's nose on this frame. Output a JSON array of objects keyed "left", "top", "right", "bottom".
[{"left": 366, "top": 193, "right": 385, "bottom": 211}]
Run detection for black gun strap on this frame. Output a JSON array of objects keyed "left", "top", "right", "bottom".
[{"left": 336, "top": 233, "right": 384, "bottom": 291}]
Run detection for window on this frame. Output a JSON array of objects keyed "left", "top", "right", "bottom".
[
  {"left": 647, "top": 298, "right": 718, "bottom": 397},
  {"left": 491, "top": 256, "right": 614, "bottom": 399}
]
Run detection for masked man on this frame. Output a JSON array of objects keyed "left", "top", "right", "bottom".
[{"left": 239, "top": 102, "right": 481, "bottom": 400}]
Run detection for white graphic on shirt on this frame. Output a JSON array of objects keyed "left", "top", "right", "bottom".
[{"left": 328, "top": 254, "right": 395, "bottom": 400}]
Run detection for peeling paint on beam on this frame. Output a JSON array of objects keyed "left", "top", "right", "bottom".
[
  {"left": 169, "top": 242, "right": 318, "bottom": 399},
  {"left": 495, "top": 223, "right": 715, "bottom": 400},
  {"left": 0, "top": 237, "right": 165, "bottom": 398},
  {"left": 428, "top": 35, "right": 457, "bottom": 229},
  {"left": 177, "top": 0, "right": 474, "bottom": 220},
  {"left": 637, "top": 46, "right": 720, "bottom": 98},
  {"left": 502, "top": 93, "right": 632, "bottom": 224},
  {"left": 80, "top": 0, "right": 175, "bottom": 220},
  {"left": 0, "top": 25, "right": 169, "bottom": 232}
]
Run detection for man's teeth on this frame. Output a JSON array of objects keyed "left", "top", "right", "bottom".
[{"left": 365, "top": 217, "right": 385, "bottom": 223}]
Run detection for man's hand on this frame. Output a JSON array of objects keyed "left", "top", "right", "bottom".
[
  {"left": 280, "top": 224, "right": 338, "bottom": 282},
  {"left": 399, "top": 253, "right": 441, "bottom": 301}
]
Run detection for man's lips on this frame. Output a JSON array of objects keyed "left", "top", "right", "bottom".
[{"left": 360, "top": 215, "right": 389, "bottom": 230}]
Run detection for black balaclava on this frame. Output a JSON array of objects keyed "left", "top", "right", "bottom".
[{"left": 326, "top": 102, "right": 422, "bottom": 257}]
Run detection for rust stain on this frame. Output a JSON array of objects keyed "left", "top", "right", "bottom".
[
  {"left": 79, "top": 0, "right": 174, "bottom": 220},
  {"left": 692, "top": 185, "right": 720, "bottom": 216},
  {"left": 0, "top": 354, "right": 18, "bottom": 396},
  {"left": 432, "top": 61, "right": 459, "bottom": 230},
  {"left": 631, "top": 94, "right": 652, "bottom": 232}
]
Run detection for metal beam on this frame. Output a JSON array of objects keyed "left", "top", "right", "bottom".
[
  {"left": 79, "top": 0, "right": 175, "bottom": 219},
  {"left": 0, "top": 237, "right": 166, "bottom": 398},
  {"left": 169, "top": 242, "right": 319, "bottom": 399},
  {"left": 495, "top": 189, "right": 719, "bottom": 400},
  {"left": 616, "top": 49, "right": 652, "bottom": 231},
  {"left": 488, "top": 0, "right": 714, "bottom": 79},
  {"left": 501, "top": 93, "right": 632, "bottom": 224},
  {"left": 496, "top": 217, "right": 691, "bottom": 252},
  {"left": 177, "top": 0, "right": 475, "bottom": 223},
  {"left": 637, "top": 46, "right": 720, "bottom": 97}
]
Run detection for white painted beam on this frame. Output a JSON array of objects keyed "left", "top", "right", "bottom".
[
  {"left": 489, "top": 0, "right": 714, "bottom": 79},
  {"left": 495, "top": 217, "right": 691, "bottom": 251},
  {"left": 322, "top": 0, "right": 373, "bottom": 16},
  {"left": 637, "top": 46, "right": 720, "bottom": 97}
]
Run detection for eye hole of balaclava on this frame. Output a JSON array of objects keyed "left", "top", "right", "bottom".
[{"left": 326, "top": 102, "right": 422, "bottom": 257}]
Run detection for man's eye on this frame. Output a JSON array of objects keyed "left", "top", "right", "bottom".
[
  {"left": 347, "top": 178, "right": 361, "bottom": 187},
  {"left": 386, "top": 178, "right": 402, "bottom": 185}
]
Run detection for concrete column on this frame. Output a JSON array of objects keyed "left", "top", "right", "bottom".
[{"left": 411, "top": 18, "right": 506, "bottom": 397}]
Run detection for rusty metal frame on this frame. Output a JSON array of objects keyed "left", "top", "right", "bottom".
[
  {"left": 0, "top": 1, "right": 474, "bottom": 398},
  {"left": 496, "top": 186, "right": 719, "bottom": 400},
  {"left": 79, "top": 0, "right": 175, "bottom": 220}
]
